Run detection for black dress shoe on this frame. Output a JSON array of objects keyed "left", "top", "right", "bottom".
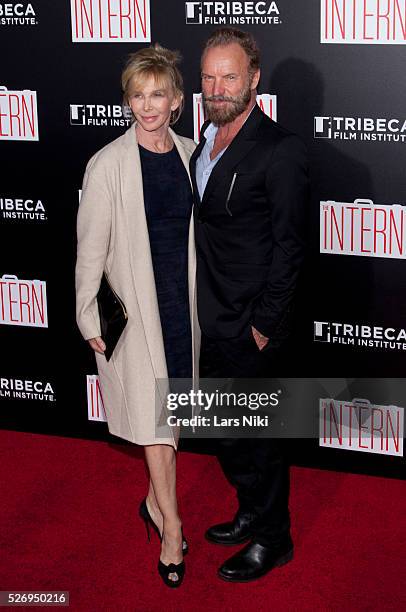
[
  {"left": 205, "top": 512, "right": 256, "bottom": 545},
  {"left": 218, "top": 539, "right": 294, "bottom": 582}
]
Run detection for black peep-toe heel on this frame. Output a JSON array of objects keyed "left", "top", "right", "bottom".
[{"left": 139, "top": 498, "right": 189, "bottom": 555}]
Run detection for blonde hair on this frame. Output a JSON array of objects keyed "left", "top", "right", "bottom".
[{"left": 121, "top": 43, "right": 184, "bottom": 125}]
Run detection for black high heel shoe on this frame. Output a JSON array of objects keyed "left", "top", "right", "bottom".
[
  {"left": 158, "top": 559, "right": 185, "bottom": 588},
  {"left": 139, "top": 498, "right": 189, "bottom": 555}
]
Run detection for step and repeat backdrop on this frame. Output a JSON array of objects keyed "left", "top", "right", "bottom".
[{"left": 1, "top": 0, "right": 405, "bottom": 477}]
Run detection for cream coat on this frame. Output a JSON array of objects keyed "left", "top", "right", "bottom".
[{"left": 75, "top": 124, "right": 200, "bottom": 448}]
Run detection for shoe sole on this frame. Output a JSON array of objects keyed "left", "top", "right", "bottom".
[
  {"left": 217, "top": 549, "right": 294, "bottom": 583},
  {"left": 205, "top": 532, "right": 252, "bottom": 546}
]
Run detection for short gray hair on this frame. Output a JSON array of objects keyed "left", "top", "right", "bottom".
[{"left": 202, "top": 27, "right": 260, "bottom": 77}]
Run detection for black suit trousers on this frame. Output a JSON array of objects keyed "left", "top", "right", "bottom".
[{"left": 200, "top": 329, "right": 291, "bottom": 548}]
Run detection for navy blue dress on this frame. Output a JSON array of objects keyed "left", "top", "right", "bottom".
[{"left": 139, "top": 144, "right": 193, "bottom": 380}]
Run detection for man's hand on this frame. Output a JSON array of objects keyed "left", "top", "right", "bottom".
[
  {"left": 251, "top": 326, "right": 269, "bottom": 351},
  {"left": 88, "top": 336, "right": 106, "bottom": 354}
]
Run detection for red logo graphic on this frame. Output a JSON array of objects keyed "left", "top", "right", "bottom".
[
  {"left": 321, "top": 0, "right": 406, "bottom": 44},
  {"left": 320, "top": 398, "right": 404, "bottom": 456},
  {"left": 0, "top": 86, "right": 39, "bottom": 141},
  {"left": 0, "top": 274, "right": 47, "bottom": 328},
  {"left": 71, "top": 0, "right": 151, "bottom": 42},
  {"left": 87, "top": 375, "right": 107, "bottom": 421},
  {"left": 320, "top": 199, "right": 406, "bottom": 259}
]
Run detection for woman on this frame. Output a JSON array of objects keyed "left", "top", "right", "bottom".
[{"left": 75, "top": 44, "right": 199, "bottom": 587}]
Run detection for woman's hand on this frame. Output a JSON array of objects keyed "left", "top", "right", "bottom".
[{"left": 88, "top": 336, "right": 106, "bottom": 354}]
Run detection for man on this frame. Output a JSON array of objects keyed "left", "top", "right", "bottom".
[{"left": 190, "top": 28, "right": 309, "bottom": 582}]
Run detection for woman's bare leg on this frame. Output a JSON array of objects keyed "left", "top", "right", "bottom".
[
  {"left": 144, "top": 444, "right": 183, "bottom": 581},
  {"left": 146, "top": 479, "right": 163, "bottom": 536}
]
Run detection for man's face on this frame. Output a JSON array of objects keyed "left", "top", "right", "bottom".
[{"left": 201, "top": 43, "right": 259, "bottom": 126}]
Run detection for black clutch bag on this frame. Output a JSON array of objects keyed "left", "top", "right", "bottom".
[{"left": 97, "top": 272, "right": 128, "bottom": 361}]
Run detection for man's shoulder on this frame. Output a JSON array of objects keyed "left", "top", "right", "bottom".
[
  {"left": 256, "top": 113, "right": 307, "bottom": 159},
  {"left": 258, "top": 112, "right": 300, "bottom": 144}
]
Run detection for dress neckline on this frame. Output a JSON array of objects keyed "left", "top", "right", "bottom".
[{"left": 138, "top": 143, "right": 176, "bottom": 156}]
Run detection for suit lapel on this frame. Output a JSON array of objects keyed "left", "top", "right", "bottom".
[
  {"left": 189, "top": 105, "right": 264, "bottom": 207},
  {"left": 201, "top": 140, "right": 256, "bottom": 206},
  {"left": 201, "top": 105, "right": 263, "bottom": 206},
  {"left": 189, "top": 126, "right": 207, "bottom": 206}
]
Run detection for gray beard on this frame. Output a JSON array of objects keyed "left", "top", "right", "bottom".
[{"left": 203, "top": 84, "right": 252, "bottom": 126}]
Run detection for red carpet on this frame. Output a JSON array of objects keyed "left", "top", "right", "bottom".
[{"left": 0, "top": 430, "right": 405, "bottom": 611}]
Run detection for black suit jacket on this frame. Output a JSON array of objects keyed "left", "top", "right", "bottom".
[{"left": 190, "top": 104, "right": 309, "bottom": 345}]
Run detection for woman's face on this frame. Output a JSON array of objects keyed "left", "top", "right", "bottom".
[{"left": 128, "top": 74, "right": 180, "bottom": 133}]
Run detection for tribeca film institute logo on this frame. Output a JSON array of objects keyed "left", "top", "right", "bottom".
[
  {"left": 314, "top": 115, "right": 406, "bottom": 143},
  {"left": 193, "top": 93, "right": 277, "bottom": 142},
  {"left": 0, "top": 274, "right": 48, "bottom": 328},
  {"left": 87, "top": 375, "right": 107, "bottom": 422},
  {"left": 0, "top": 196, "right": 47, "bottom": 222},
  {"left": 320, "top": 199, "right": 406, "bottom": 259},
  {"left": 185, "top": 1, "right": 281, "bottom": 25},
  {"left": 320, "top": 397, "right": 403, "bottom": 457},
  {"left": 71, "top": 0, "right": 150, "bottom": 42},
  {"left": 314, "top": 321, "right": 406, "bottom": 352},
  {"left": 321, "top": 0, "right": 406, "bottom": 44},
  {"left": 0, "top": 377, "right": 55, "bottom": 402},
  {"left": 0, "top": 86, "right": 39, "bottom": 141},
  {"left": 0, "top": 2, "right": 37, "bottom": 26},
  {"left": 70, "top": 103, "right": 132, "bottom": 128}
]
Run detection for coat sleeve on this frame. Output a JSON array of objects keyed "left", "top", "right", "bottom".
[
  {"left": 75, "top": 155, "right": 112, "bottom": 341},
  {"left": 250, "top": 134, "right": 309, "bottom": 342}
]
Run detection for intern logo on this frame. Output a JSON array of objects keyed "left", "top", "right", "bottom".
[
  {"left": 71, "top": 0, "right": 151, "bottom": 42},
  {"left": 0, "top": 274, "right": 48, "bottom": 328},
  {"left": 320, "top": 199, "right": 406, "bottom": 259},
  {"left": 87, "top": 375, "right": 107, "bottom": 422},
  {"left": 321, "top": 0, "right": 406, "bottom": 44},
  {"left": 0, "top": 87, "right": 39, "bottom": 141},
  {"left": 320, "top": 398, "right": 403, "bottom": 456}
]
